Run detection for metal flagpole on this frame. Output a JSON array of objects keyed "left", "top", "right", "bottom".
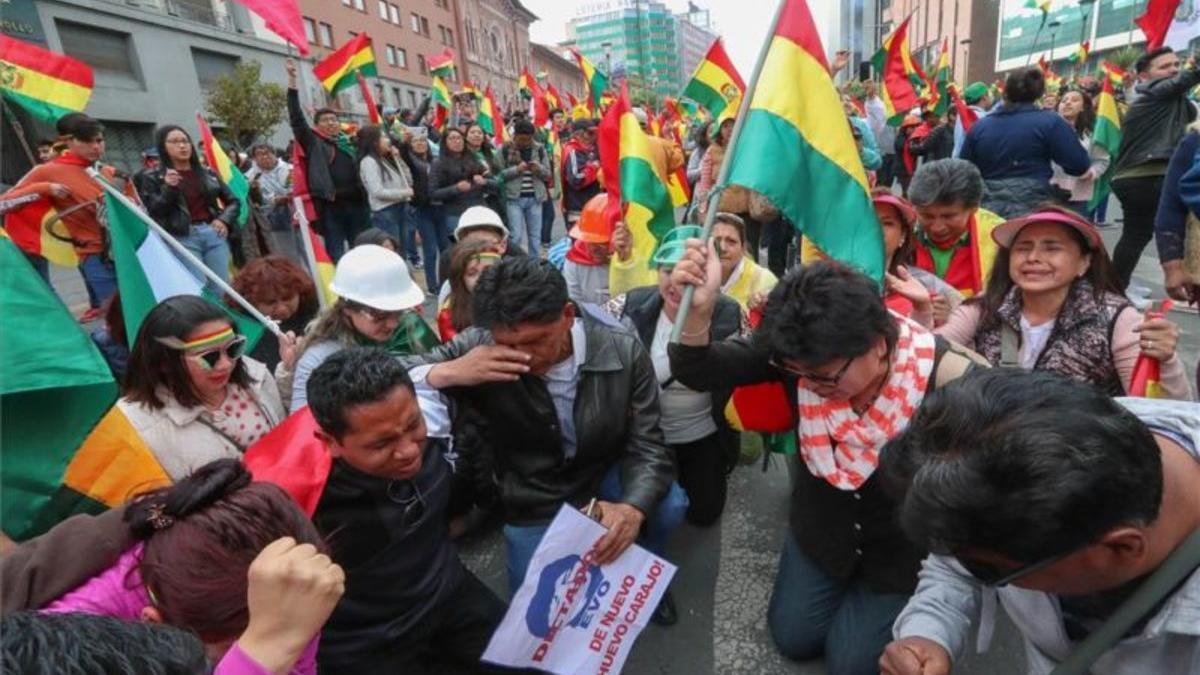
[
  {"left": 86, "top": 168, "right": 284, "bottom": 337},
  {"left": 294, "top": 196, "right": 328, "bottom": 311},
  {"left": 669, "top": 0, "right": 787, "bottom": 343},
  {"left": 1, "top": 100, "right": 40, "bottom": 165}
]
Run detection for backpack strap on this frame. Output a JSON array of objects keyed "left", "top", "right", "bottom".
[
  {"left": 999, "top": 323, "right": 1021, "bottom": 369},
  {"left": 931, "top": 337, "right": 990, "bottom": 390}
]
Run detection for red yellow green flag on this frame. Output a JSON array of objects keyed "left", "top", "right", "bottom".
[
  {"left": 427, "top": 48, "right": 455, "bottom": 78},
  {"left": 196, "top": 114, "right": 250, "bottom": 227},
  {"left": 572, "top": 50, "right": 610, "bottom": 113},
  {"left": 1101, "top": 60, "right": 1127, "bottom": 87},
  {"left": 312, "top": 32, "right": 377, "bottom": 94},
  {"left": 1068, "top": 40, "right": 1091, "bottom": 64},
  {"left": 682, "top": 38, "right": 745, "bottom": 121},
  {"left": 598, "top": 85, "right": 677, "bottom": 294},
  {"left": 0, "top": 35, "right": 93, "bottom": 123},
  {"left": 545, "top": 83, "right": 563, "bottom": 110},
  {"left": 478, "top": 86, "right": 499, "bottom": 140},
  {"left": 356, "top": 71, "right": 382, "bottom": 125},
  {"left": 431, "top": 76, "right": 452, "bottom": 130},
  {"left": 518, "top": 69, "right": 539, "bottom": 98},
  {"left": 871, "top": 17, "right": 927, "bottom": 90},
  {"left": 929, "top": 39, "right": 951, "bottom": 116},
  {"left": 2, "top": 187, "right": 78, "bottom": 267},
  {"left": 1088, "top": 76, "right": 1122, "bottom": 212},
  {"left": 726, "top": 0, "right": 884, "bottom": 283},
  {"left": 879, "top": 17, "right": 922, "bottom": 124},
  {"left": 1129, "top": 301, "right": 1174, "bottom": 397}
]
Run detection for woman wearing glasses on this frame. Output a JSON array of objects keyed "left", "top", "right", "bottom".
[
  {"left": 667, "top": 254, "right": 987, "bottom": 675},
  {"left": 284, "top": 244, "right": 433, "bottom": 411},
  {"left": 119, "top": 296, "right": 285, "bottom": 481}
]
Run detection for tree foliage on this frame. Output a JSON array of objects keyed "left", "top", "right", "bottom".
[{"left": 204, "top": 60, "right": 286, "bottom": 150}]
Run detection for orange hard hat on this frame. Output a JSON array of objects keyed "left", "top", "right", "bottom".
[{"left": 569, "top": 193, "right": 613, "bottom": 244}]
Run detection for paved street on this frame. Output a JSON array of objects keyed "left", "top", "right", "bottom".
[{"left": 46, "top": 203, "right": 1196, "bottom": 674}]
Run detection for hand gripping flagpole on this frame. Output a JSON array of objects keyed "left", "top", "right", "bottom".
[
  {"left": 670, "top": 0, "right": 787, "bottom": 343},
  {"left": 87, "top": 168, "right": 284, "bottom": 337}
]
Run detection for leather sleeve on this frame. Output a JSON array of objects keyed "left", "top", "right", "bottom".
[
  {"left": 668, "top": 334, "right": 781, "bottom": 393},
  {"left": 287, "top": 88, "right": 318, "bottom": 153},
  {"left": 137, "top": 170, "right": 182, "bottom": 221},
  {"left": 0, "top": 507, "right": 133, "bottom": 616},
  {"left": 617, "top": 338, "right": 675, "bottom": 517},
  {"left": 212, "top": 171, "right": 242, "bottom": 226}
]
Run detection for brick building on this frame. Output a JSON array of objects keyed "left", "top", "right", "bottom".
[
  {"left": 878, "top": 0, "right": 1000, "bottom": 86},
  {"left": 529, "top": 42, "right": 583, "bottom": 109},
  {"left": 453, "top": 0, "right": 538, "bottom": 114},
  {"left": 296, "top": 0, "right": 466, "bottom": 118}
]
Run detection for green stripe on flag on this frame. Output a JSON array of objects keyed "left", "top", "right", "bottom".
[
  {"left": 682, "top": 79, "right": 729, "bottom": 119},
  {"left": 1, "top": 90, "right": 74, "bottom": 124},
  {"left": 224, "top": 166, "right": 250, "bottom": 227},
  {"left": 620, "top": 155, "right": 674, "bottom": 242},
  {"left": 330, "top": 63, "right": 378, "bottom": 95},
  {"left": 728, "top": 109, "right": 884, "bottom": 282}
]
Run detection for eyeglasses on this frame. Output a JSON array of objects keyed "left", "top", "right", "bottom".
[
  {"left": 349, "top": 303, "right": 403, "bottom": 323},
  {"left": 956, "top": 548, "right": 1074, "bottom": 587},
  {"left": 770, "top": 354, "right": 856, "bottom": 386},
  {"left": 386, "top": 468, "right": 446, "bottom": 534},
  {"left": 185, "top": 336, "right": 247, "bottom": 371}
]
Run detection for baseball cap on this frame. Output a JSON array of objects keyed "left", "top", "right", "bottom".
[
  {"left": 963, "top": 82, "right": 989, "bottom": 105},
  {"left": 991, "top": 206, "right": 1102, "bottom": 251}
]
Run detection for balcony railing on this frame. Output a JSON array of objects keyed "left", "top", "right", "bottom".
[{"left": 116, "top": 0, "right": 236, "bottom": 31}]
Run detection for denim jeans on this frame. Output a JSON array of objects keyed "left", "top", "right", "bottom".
[
  {"left": 540, "top": 198, "right": 557, "bottom": 246},
  {"left": 767, "top": 532, "right": 910, "bottom": 675},
  {"left": 370, "top": 202, "right": 420, "bottom": 264},
  {"left": 317, "top": 199, "right": 368, "bottom": 262},
  {"left": 411, "top": 204, "right": 449, "bottom": 292},
  {"left": 505, "top": 196, "right": 543, "bottom": 257},
  {"left": 79, "top": 253, "right": 118, "bottom": 307},
  {"left": 502, "top": 464, "right": 689, "bottom": 594},
  {"left": 178, "top": 223, "right": 231, "bottom": 291}
]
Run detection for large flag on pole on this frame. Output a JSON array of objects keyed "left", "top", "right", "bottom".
[
  {"left": 599, "top": 85, "right": 677, "bottom": 295},
  {"left": 427, "top": 48, "right": 456, "bottom": 78},
  {"left": 1, "top": 235, "right": 168, "bottom": 540},
  {"left": 196, "top": 114, "right": 250, "bottom": 227},
  {"left": 431, "top": 76, "right": 452, "bottom": 130},
  {"left": 725, "top": 0, "right": 884, "bottom": 283},
  {"left": 879, "top": 17, "right": 922, "bottom": 124},
  {"left": 313, "top": 33, "right": 377, "bottom": 94},
  {"left": 231, "top": 0, "right": 308, "bottom": 55},
  {"left": 1088, "top": 76, "right": 1123, "bottom": 212},
  {"left": 929, "top": 39, "right": 951, "bottom": 116},
  {"left": 572, "top": 50, "right": 609, "bottom": 114},
  {"left": 0, "top": 35, "right": 93, "bottom": 123},
  {"left": 682, "top": 38, "right": 746, "bottom": 121},
  {"left": 1137, "top": 0, "right": 1184, "bottom": 51},
  {"left": 356, "top": 71, "right": 383, "bottom": 125}
]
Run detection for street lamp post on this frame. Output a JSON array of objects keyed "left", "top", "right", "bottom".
[{"left": 1048, "top": 19, "right": 1062, "bottom": 62}]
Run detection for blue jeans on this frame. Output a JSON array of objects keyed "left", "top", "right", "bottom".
[
  {"left": 505, "top": 196, "right": 543, "bottom": 257},
  {"left": 767, "top": 533, "right": 910, "bottom": 675},
  {"left": 502, "top": 464, "right": 689, "bottom": 594},
  {"left": 370, "top": 202, "right": 419, "bottom": 264},
  {"left": 317, "top": 199, "right": 368, "bottom": 262},
  {"left": 411, "top": 204, "right": 449, "bottom": 291},
  {"left": 541, "top": 198, "right": 557, "bottom": 246},
  {"left": 79, "top": 253, "right": 117, "bottom": 307},
  {"left": 178, "top": 223, "right": 231, "bottom": 292}
]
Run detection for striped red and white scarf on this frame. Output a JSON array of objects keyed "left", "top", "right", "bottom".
[{"left": 795, "top": 318, "right": 936, "bottom": 491}]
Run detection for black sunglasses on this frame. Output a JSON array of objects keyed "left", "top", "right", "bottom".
[
  {"left": 770, "top": 354, "right": 855, "bottom": 386},
  {"left": 956, "top": 548, "right": 1074, "bottom": 587},
  {"left": 348, "top": 302, "right": 403, "bottom": 323}
]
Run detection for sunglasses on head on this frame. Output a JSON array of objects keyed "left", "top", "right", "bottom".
[{"left": 956, "top": 548, "right": 1073, "bottom": 587}]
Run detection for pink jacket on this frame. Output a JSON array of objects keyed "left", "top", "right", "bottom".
[{"left": 42, "top": 544, "right": 318, "bottom": 675}]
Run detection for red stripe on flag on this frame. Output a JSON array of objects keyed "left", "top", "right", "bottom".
[
  {"left": 313, "top": 33, "right": 373, "bottom": 82},
  {"left": 356, "top": 71, "right": 382, "bottom": 125},
  {"left": 0, "top": 35, "right": 94, "bottom": 88},
  {"left": 772, "top": 0, "right": 829, "bottom": 70}
]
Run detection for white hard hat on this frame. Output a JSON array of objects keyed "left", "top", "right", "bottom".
[
  {"left": 454, "top": 206, "right": 508, "bottom": 239},
  {"left": 632, "top": 107, "right": 648, "bottom": 126},
  {"left": 329, "top": 244, "right": 425, "bottom": 311}
]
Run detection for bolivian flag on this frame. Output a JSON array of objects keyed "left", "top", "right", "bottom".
[
  {"left": 599, "top": 86, "right": 676, "bottom": 295},
  {"left": 928, "top": 39, "right": 951, "bottom": 116},
  {"left": 0, "top": 36, "right": 93, "bottom": 123},
  {"left": 1088, "top": 77, "right": 1122, "bottom": 212},
  {"left": 726, "top": 0, "right": 884, "bottom": 283},
  {"left": 2, "top": 190, "right": 79, "bottom": 267},
  {"left": 572, "top": 50, "right": 609, "bottom": 113},
  {"left": 682, "top": 38, "right": 745, "bottom": 121},
  {"left": 313, "top": 32, "right": 377, "bottom": 95},
  {"left": 879, "top": 17, "right": 922, "bottom": 124},
  {"left": 196, "top": 114, "right": 249, "bottom": 227},
  {"left": 1, "top": 236, "right": 169, "bottom": 540},
  {"left": 431, "top": 76, "right": 452, "bottom": 130},
  {"left": 478, "top": 85, "right": 500, "bottom": 140}
]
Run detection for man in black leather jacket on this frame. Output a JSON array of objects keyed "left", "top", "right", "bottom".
[
  {"left": 400, "top": 257, "right": 684, "bottom": 613},
  {"left": 1110, "top": 47, "right": 1200, "bottom": 289}
]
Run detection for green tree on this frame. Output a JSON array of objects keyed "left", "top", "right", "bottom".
[{"left": 204, "top": 60, "right": 286, "bottom": 150}]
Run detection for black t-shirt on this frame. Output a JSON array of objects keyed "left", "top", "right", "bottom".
[{"left": 327, "top": 145, "right": 362, "bottom": 203}]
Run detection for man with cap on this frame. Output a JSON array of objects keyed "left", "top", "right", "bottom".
[
  {"left": 435, "top": 205, "right": 524, "bottom": 303},
  {"left": 561, "top": 119, "right": 602, "bottom": 227},
  {"left": 953, "top": 82, "right": 991, "bottom": 158},
  {"left": 562, "top": 193, "right": 614, "bottom": 305}
]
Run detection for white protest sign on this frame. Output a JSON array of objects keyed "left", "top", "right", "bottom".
[{"left": 482, "top": 505, "right": 677, "bottom": 675}]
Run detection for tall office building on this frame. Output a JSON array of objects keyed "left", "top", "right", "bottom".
[
  {"left": 675, "top": 2, "right": 718, "bottom": 89},
  {"left": 569, "top": 0, "right": 680, "bottom": 100}
]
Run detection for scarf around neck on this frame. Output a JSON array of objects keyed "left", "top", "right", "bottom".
[
  {"left": 356, "top": 311, "right": 440, "bottom": 356},
  {"left": 314, "top": 128, "right": 356, "bottom": 159},
  {"left": 795, "top": 317, "right": 936, "bottom": 491}
]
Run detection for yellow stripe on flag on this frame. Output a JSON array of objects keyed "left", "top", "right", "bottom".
[
  {"left": 1, "top": 62, "right": 92, "bottom": 111},
  {"left": 319, "top": 47, "right": 375, "bottom": 91},
  {"left": 749, "top": 36, "right": 869, "bottom": 194},
  {"left": 693, "top": 61, "right": 742, "bottom": 105},
  {"left": 63, "top": 406, "right": 171, "bottom": 507},
  {"left": 39, "top": 207, "right": 79, "bottom": 267}
]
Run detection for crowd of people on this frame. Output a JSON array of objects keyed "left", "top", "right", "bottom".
[{"left": 1, "top": 40, "right": 1199, "bottom": 675}]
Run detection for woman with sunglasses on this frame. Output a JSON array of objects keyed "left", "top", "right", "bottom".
[
  {"left": 668, "top": 251, "right": 987, "bottom": 675},
  {"left": 284, "top": 244, "right": 433, "bottom": 411},
  {"left": 118, "top": 296, "right": 285, "bottom": 481}
]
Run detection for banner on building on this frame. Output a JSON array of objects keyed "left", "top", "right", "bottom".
[{"left": 482, "top": 506, "right": 676, "bottom": 675}]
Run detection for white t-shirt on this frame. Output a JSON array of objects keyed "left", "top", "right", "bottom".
[
  {"left": 651, "top": 313, "right": 716, "bottom": 444},
  {"left": 1019, "top": 315, "right": 1055, "bottom": 370}
]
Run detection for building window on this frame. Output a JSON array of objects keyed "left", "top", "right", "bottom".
[
  {"left": 411, "top": 13, "right": 421, "bottom": 33},
  {"left": 319, "top": 22, "right": 334, "bottom": 48},
  {"left": 466, "top": 20, "right": 476, "bottom": 53},
  {"left": 420, "top": 16, "right": 430, "bottom": 36},
  {"left": 408, "top": 91, "right": 418, "bottom": 108},
  {"left": 353, "top": 0, "right": 365, "bottom": 10},
  {"left": 378, "top": 0, "right": 388, "bottom": 20},
  {"left": 191, "top": 48, "right": 238, "bottom": 93},
  {"left": 55, "top": 21, "right": 142, "bottom": 90},
  {"left": 389, "top": 4, "right": 400, "bottom": 24},
  {"left": 303, "top": 16, "right": 316, "bottom": 44},
  {"left": 418, "top": 54, "right": 427, "bottom": 75},
  {"left": 386, "top": 45, "right": 396, "bottom": 65},
  {"left": 392, "top": 86, "right": 402, "bottom": 106},
  {"left": 397, "top": 48, "right": 408, "bottom": 68}
]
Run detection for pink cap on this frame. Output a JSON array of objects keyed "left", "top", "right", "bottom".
[
  {"left": 991, "top": 208, "right": 1102, "bottom": 250},
  {"left": 872, "top": 192, "right": 918, "bottom": 229}
]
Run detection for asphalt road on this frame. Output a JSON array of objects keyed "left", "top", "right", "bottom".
[{"left": 46, "top": 201, "right": 1196, "bottom": 674}]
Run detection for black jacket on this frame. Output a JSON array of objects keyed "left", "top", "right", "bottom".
[
  {"left": 398, "top": 143, "right": 434, "bottom": 206},
  {"left": 1116, "top": 68, "right": 1200, "bottom": 175},
  {"left": 137, "top": 165, "right": 241, "bottom": 237},
  {"left": 910, "top": 124, "right": 954, "bottom": 162},
  {"left": 287, "top": 88, "right": 362, "bottom": 204},
  {"left": 429, "top": 153, "right": 493, "bottom": 217},
  {"left": 401, "top": 313, "right": 675, "bottom": 525},
  {"left": 618, "top": 287, "right": 741, "bottom": 465},
  {"left": 668, "top": 333, "right": 983, "bottom": 594}
]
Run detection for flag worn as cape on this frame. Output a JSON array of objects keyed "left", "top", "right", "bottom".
[
  {"left": 727, "top": 0, "right": 884, "bottom": 283},
  {"left": 0, "top": 35, "right": 93, "bottom": 123},
  {"left": 196, "top": 114, "right": 250, "bottom": 227}
]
